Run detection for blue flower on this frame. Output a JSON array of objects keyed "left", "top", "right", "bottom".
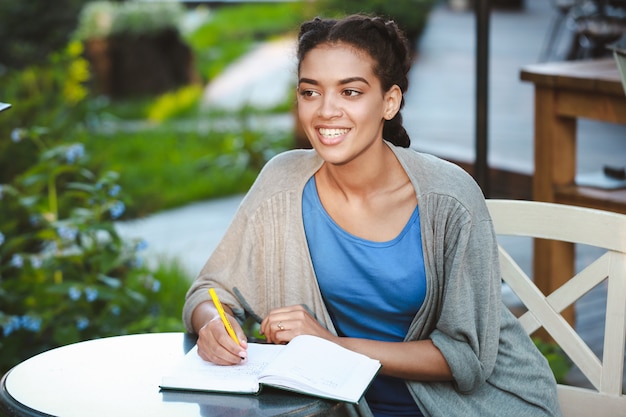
[
  {"left": 108, "top": 184, "right": 121, "bottom": 197},
  {"left": 57, "top": 226, "right": 78, "bottom": 241},
  {"left": 132, "top": 256, "right": 144, "bottom": 268},
  {"left": 47, "top": 241, "right": 59, "bottom": 254},
  {"left": 19, "top": 315, "right": 41, "bottom": 332},
  {"left": 0, "top": 231, "right": 4, "bottom": 246},
  {"left": 151, "top": 280, "right": 161, "bottom": 293},
  {"left": 111, "top": 305, "right": 121, "bottom": 316},
  {"left": 136, "top": 239, "right": 148, "bottom": 251},
  {"left": 10, "top": 254, "right": 24, "bottom": 268},
  {"left": 30, "top": 256, "right": 43, "bottom": 269},
  {"left": 10, "top": 128, "right": 23, "bottom": 143},
  {"left": 85, "top": 287, "right": 98, "bottom": 302},
  {"left": 65, "top": 144, "right": 85, "bottom": 164},
  {"left": 109, "top": 201, "right": 125, "bottom": 219},
  {"left": 3, "top": 316, "right": 21, "bottom": 337},
  {"left": 76, "top": 317, "right": 89, "bottom": 330},
  {"left": 68, "top": 286, "right": 81, "bottom": 301}
]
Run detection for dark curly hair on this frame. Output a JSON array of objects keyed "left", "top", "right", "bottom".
[{"left": 297, "top": 15, "right": 412, "bottom": 148}]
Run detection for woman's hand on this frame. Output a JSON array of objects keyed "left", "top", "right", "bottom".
[
  {"left": 259, "top": 304, "right": 453, "bottom": 381},
  {"left": 193, "top": 302, "right": 248, "bottom": 365},
  {"left": 260, "top": 305, "right": 335, "bottom": 344}
]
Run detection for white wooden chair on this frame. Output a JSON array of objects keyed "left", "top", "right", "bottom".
[{"left": 486, "top": 199, "right": 626, "bottom": 417}]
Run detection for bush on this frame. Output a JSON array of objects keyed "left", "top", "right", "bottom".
[
  {"left": 0, "top": 41, "right": 92, "bottom": 184},
  {"left": 0, "top": 0, "right": 88, "bottom": 70},
  {"left": 0, "top": 126, "right": 186, "bottom": 374}
]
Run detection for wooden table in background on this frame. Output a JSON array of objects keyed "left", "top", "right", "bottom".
[{"left": 521, "top": 58, "right": 626, "bottom": 326}]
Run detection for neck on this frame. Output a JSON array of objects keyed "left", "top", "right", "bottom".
[{"left": 317, "top": 141, "right": 399, "bottom": 200}]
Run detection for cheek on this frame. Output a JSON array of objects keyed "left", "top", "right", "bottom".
[{"left": 296, "top": 100, "right": 315, "bottom": 123}]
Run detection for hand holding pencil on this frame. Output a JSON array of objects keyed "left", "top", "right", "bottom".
[{"left": 195, "top": 288, "right": 247, "bottom": 365}]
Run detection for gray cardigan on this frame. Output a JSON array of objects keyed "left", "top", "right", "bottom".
[{"left": 183, "top": 144, "right": 562, "bottom": 417}]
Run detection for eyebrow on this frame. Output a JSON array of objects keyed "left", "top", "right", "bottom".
[{"left": 298, "top": 76, "right": 371, "bottom": 86}]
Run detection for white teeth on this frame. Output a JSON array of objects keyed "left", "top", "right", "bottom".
[{"left": 318, "top": 128, "right": 349, "bottom": 138}]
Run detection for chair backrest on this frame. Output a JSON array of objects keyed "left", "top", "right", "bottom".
[{"left": 486, "top": 199, "right": 626, "bottom": 417}]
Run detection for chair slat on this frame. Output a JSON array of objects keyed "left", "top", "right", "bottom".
[
  {"left": 601, "top": 252, "right": 626, "bottom": 395},
  {"left": 486, "top": 199, "right": 626, "bottom": 416},
  {"left": 488, "top": 200, "right": 626, "bottom": 252}
]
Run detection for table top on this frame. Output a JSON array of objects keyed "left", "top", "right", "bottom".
[
  {"left": 0, "top": 333, "right": 348, "bottom": 417},
  {"left": 520, "top": 58, "right": 625, "bottom": 96}
]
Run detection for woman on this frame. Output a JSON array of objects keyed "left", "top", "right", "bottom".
[{"left": 183, "top": 14, "right": 562, "bottom": 417}]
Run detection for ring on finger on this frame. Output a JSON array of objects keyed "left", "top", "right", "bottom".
[{"left": 277, "top": 321, "right": 284, "bottom": 331}]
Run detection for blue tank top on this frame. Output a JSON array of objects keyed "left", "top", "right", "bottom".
[{"left": 302, "top": 176, "right": 426, "bottom": 417}]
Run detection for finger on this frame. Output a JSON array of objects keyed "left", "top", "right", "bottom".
[
  {"left": 197, "top": 341, "right": 244, "bottom": 365},
  {"left": 267, "top": 319, "right": 292, "bottom": 344},
  {"left": 199, "top": 319, "right": 248, "bottom": 364}
]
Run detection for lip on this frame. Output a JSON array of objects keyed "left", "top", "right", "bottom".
[{"left": 316, "top": 127, "right": 350, "bottom": 146}]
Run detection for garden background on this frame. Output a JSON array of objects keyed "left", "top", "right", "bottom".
[{"left": 0, "top": 0, "right": 438, "bottom": 375}]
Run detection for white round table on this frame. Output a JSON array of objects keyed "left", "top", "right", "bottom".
[{"left": 0, "top": 332, "right": 348, "bottom": 417}]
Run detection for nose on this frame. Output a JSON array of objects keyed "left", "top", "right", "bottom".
[{"left": 318, "top": 94, "right": 342, "bottom": 119}]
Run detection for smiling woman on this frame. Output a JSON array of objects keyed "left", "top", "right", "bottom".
[
  {"left": 183, "top": 14, "right": 562, "bottom": 417},
  {"left": 296, "top": 44, "right": 401, "bottom": 163}
]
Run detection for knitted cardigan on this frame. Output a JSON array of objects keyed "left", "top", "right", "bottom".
[{"left": 183, "top": 143, "right": 562, "bottom": 417}]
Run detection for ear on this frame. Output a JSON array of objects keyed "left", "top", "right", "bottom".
[{"left": 383, "top": 85, "right": 402, "bottom": 120}]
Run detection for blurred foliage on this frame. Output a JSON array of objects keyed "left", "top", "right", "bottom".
[
  {"left": 73, "top": 1, "right": 186, "bottom": 40},
  {"left": 85, "top": 111, "right": 292, "bottom": 218},
  {"left": 534, "top": 338, "right": 572, "bottom": 384},
  {"left": 0, "top": 41, "right": 92, "bottom": 184},
  {"left": 184, "top": 2, "right": 315, "bottom": 82},
  {"left": 146, "top": 85, "right": 204, "bottom": 123},
  {"left": 0, "top": 125, "right": 186, "bottom": 374},
  {"left": 0, "top": 0, "right": 90, "bottom": 70}
]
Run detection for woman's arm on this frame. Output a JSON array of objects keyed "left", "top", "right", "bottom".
[{"left": 260, "top": 304, "right": 453, "bottom": 381}]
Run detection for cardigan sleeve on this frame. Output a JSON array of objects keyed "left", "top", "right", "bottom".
[
  {"left": 182, "top": 194, "right": 261, "bottom": 332},
  {"left": 427, "top": 197, "right": 502, "bottom": 394}
]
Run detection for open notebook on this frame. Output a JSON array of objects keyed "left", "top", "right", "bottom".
[{"left": 160, "top": 334, "right": 381, "bottom": 403}]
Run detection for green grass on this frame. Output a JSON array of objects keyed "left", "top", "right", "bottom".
[{"left": 84, "top": 117, "right": 292, "bottom": 218}]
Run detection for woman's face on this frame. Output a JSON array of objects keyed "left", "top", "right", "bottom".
[{"left": 297, "top": 43, "right": 400, "bottom": 166}]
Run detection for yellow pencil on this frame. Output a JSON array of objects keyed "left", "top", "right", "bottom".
[{"left": 209, "top": 288, "right": 240, "bottom": 345}]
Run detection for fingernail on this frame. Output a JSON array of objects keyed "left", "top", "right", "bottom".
[{"left": 239, "top": 351, "right": 247, "bottom": 361}]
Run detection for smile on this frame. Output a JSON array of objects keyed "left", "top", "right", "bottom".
[{"left": 318, "top": 128, "right": 350, "bottom": 138}]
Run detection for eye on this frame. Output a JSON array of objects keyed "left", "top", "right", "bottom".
[
  {"left": 298, "top": 88, "right": 320, "bottom": 98},
  {"left": 342, "top": 89, "right": 361, "bottom": 97}
]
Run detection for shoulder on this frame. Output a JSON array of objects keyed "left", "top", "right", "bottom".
[
  {"left": 254, "top": 149, "right": 322, "bottom": 189},
  {"left": 262, "top": 148, "right": 321, "bottom": 173},
  {"left": 391, "top": 145, "right": 491, "bottom": 223},
  {"left": 393, "top": 146, "right": 484, "bottom": 199},
  {"left": 237, "top": 149, "right": 322, "bottom": 212}
]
